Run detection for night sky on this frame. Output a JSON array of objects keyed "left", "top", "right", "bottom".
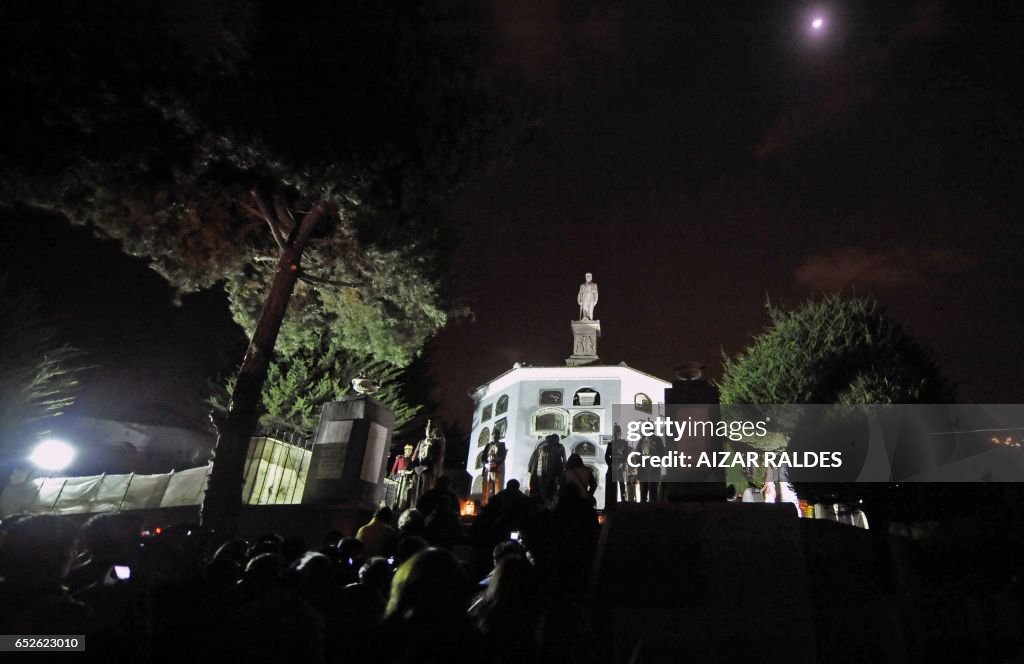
[
  {"left": 430, "top": 0, "right": 1024, "bottom": 427},
  {"left": 3, "top": 1, "right": 1023, "bottom": 435}
]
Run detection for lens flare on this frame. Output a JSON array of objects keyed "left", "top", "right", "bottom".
[{"left": 29, "top": 439, "right": 76, "bottom": 471}]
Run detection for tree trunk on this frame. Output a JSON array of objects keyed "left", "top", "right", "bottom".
[{"left": 200, "top": 201, "right": 326, "bottom": 537}]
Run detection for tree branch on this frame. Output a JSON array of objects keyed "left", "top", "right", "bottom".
[
  {"left": 293, "top": 202, "right": 328, "bottom": 248},
  {"left": 250, "top": 191, "right": 287, "bottom": 252},
  {"left": 239, "top": 202, "right": 265, "bottom": 221},
  {"left": 273, "top": 194, "right": 296, "bottom": 235},
  {"left": 297, "top": 270, "right": 362, "bottom": 289}
]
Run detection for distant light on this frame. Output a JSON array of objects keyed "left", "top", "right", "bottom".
[
  {"left": 811, "top": 17, "right": 824, "bottom": 30},
  {"left": 29, "top": 439, "right": 76, "bottom": 471}
]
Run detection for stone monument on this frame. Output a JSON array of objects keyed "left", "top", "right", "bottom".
[
  {"left": 567, "top": 272, "right": 601, "bottom": 366},
  {"left": 303, "top": 395, "right": 395, "bottom": 509},
  {"left": 662, "top": 361, "right": 724, "bottom": 502}
]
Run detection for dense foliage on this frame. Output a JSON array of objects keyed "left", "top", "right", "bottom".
[
  {"left": 719, "top": 296, "right": 953, "bottom": 498},
  {"left": 719, "top": 296, "right": 953, "bottom": 406},
  {"left": 210, "top": 327, "right": 421, "bottom": 437},
  {"left": 0, "top": 1, "right": 521, "bottom": 427}
]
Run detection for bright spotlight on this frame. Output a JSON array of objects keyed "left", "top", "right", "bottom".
[
  {"left": 811, "top": 17, "right": 824, "bottom": 30},
  {"left": 29, "top": 439, "right": 76, "bottom": 471}
]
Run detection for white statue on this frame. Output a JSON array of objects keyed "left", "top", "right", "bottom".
[{"left": 577, "top": 272, "right": 599, "bottom": 320}]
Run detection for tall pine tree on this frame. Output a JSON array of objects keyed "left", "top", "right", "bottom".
[{"left": 0, "top": 0, "right": 524, "bottom": 533}]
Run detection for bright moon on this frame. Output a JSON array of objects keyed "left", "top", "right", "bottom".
[{"left": 811, "top": 17, "right": 824, "bottom": 30}]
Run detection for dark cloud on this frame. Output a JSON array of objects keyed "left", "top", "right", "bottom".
[{"left": 794, "top": 246, "right": 973, "bottom": 293}]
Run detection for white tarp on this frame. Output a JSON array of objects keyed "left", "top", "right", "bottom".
[
  {"left": 0, "top": 466, "right": 211, "bottom": 517},
  {"left": 120, "top": 473, "right": 173, "bottom": 511},
  {"left": 51, "top": 475, "right": 104, "bottom": 515},
  {"left": 35, "top": 478, "right": 68, "bottom": 512},
  {"left": 0, "top": 475, "right": 53, "bottom": 516},
  {"left": 160, "top": 465, "right": 210, "bottom": 507},
  {"left": 90, "top": 473, "right": 134, "bottom": 513}
]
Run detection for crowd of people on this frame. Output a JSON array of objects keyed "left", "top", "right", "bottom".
[
  {"left": 0, "top": 477, "right": 601, "bottom": 664},
  {"left": 5, "top": 476, "right": 1022, "bottom": 663}
]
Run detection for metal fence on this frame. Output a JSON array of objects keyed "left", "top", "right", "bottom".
[
  {"left": 382, "top": 476, "right": 401, "bottom": 509},
  {"left": 240, "top": 430, "right": 314, "bottom": 505}
]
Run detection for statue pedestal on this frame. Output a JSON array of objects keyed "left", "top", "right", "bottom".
[
  {"left": 566, "top": 319, "right": 601, "bottom": 366},
  {"left": 303, "top": 396, "right": 395, "bottom": 509}
]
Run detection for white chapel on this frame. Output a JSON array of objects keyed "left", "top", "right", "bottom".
[{"left": 464, "top": 273, "right": 670, "bottom": 509}]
